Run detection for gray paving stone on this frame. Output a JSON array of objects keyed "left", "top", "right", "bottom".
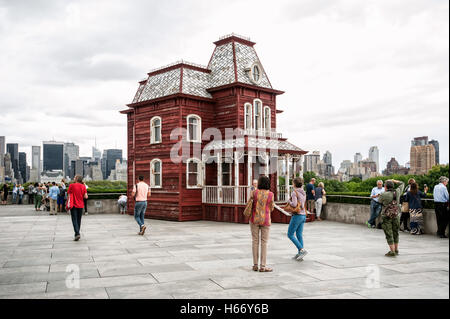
[
  {"left": 46, "top": 274, "right": 157, "bottom": 293},
  {"left": 0, "top": 205, "right": 448, "bottom": 299}
]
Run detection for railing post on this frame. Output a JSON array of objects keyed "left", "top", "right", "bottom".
[
  {"left": 247, "top": 151, "right": 253, "bottom": 200},
  {"left": 285, "top": 154, "right": 290, "bottom": 202},
  {"left": 234, "top": 151, "right": 239, "bottom": 204},
  {"left": 217, "top": 153, "right": 222, "bottom": 204}
]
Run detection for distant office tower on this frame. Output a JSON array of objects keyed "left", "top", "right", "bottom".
[
  {"left": 6, "top": 143, "right": 19, "bottom": 179},
  {"left": 30, "top": 146, "right": 41, "bottom": 182},
  {"left": 303, "top": 151, "right": 321, "bottom": 174},
  {"left": 92, "top": 146, "right": 101, "bottom": 161},
  {"left": 104, "top": 149, "right": 123, "bottom": 179},
  {"left": 368, "top": 146, "right": 379, "bottom": 173},
  {"left": 3, "top": 153, "right": 13, "bottom": 180},
  {"left": 354, "top": 152, "right": 362, "bottom": 164},
  {"left": 32, "top": 146, "right": 41, "bottom": 172},
  {"left": 64, "top": 142, "right": 79, "bottom": 178},
  {"left": 43, "top": 141, "right": 64, "bottom": 171},
  {"left": 428, "top": 140, "right": 439, "bottom": 164},
  {"left": 0, "top": 136, "right": 5, "bottom": 167},
  {"left": 410, "top": 144, "right": 435, "bottom": 175},
  {"left": 323, "top": 151, "right": 332, "bottom": 166},
  {"left": 411, "top": 136, "right": 428, "bottom": 146},
  {"left": 19, "top": 152, "right": 27, "bottom": 183}
]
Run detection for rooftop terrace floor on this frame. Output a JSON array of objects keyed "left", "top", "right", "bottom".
[{"left": 0, "top": 205, "right": 448, "bottom": 299}]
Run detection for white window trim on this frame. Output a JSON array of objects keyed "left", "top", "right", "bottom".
[
  {"left": 249, "top": 62, "right": 263, "bottom": 84},
  {"left": 263, "top": 106, "right": 271, "bottom": 131},
  {"left": 150, "top": 116, "right": 162, "bottom": 144},
  {"left": 253, "top": 99, "right": 263, "bottom": 132},
  {"left": 186, "top": 158, "right": 203, "bottom": 189},
  {"left": 150, "top": 158, "right": 162, "bottom": 188},
  {"left": 244, "top": 102, "right": 252, "bottom": 130},
  {"left": 186, "top": 114, "right": 202, "bottom": 143}
]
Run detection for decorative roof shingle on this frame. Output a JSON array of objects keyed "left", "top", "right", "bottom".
[{"left": 130, "top": 34, "right": 274, "bottom": 104}]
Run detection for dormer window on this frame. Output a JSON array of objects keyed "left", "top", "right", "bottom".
[{"left": 249, "top": 63, "right": 262, "bottom": 84}]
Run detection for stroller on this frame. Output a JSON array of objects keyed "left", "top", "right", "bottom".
[{"left": 40, "top": 195, "right": 50, "bottom": 212}]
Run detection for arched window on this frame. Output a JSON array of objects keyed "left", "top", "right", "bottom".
[
  {"left": 253, "top": 99, "right": 262, "bottom": 131},
  {"left": 150, "top": 159, "right": 162, "bottom": 188},
  {"left": 150, "top": 116, "right": 162, "bottom": 144},
  {"left": 186, "top": 158, "right": 202, "bottom": 188},
  {"left": 263, "top": 106, "right": 271, "bottom": 132},
  {"left": 244, "top": 103, "right": 252, "bottom": 130},
  {"left": 187, "top": 114, "right": 201, "bottom": 142}
]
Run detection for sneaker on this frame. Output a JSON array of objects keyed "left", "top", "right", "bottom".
[
  {"left": 74, "top": 235, "right": 80, "bottom": 241},
  {"left": 85, "top": 212, "right": 88, "bottom": 215},
  {"left": 141, "top": 225, "right": 147, "bottom": 235},
  {"left": 395, "top": 250, "right": 399, "bottom": 255},
  {"left": 385, "top": 251, "right": 396, "bottom": 257},
  {"left": 296, "top": 249, "right": 308, "bottom": 261},
  {"left": 293, "top": 253, "right": 301, "bottom": 260},
  {"left": 366, "top": 221, "right": 372, "bottom": 228}
]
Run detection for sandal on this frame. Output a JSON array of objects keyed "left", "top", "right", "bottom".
[
  {"left": 252, "top": 265, "right": 259, "bottom": 272},
  {"left": 259, "top": 267, "right": 273, "bottom": 272}
]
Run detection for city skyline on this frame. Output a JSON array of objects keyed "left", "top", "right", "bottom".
[{"left": 0, "top": 0, "right": 448, "bottom": 172}]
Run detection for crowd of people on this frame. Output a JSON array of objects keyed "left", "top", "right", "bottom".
[{"left": 0, "top": 180, "right": 90, "bottom": 216}]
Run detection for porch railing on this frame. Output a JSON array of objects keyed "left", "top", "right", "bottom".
[
  {"left": 203, "top": 185, "right": 249, "bottom": 205},
  {"left": 277, "top": 185, "right": 293, "bottom": 202},
  {"left": 237, "top": 128, "right": 283, "bottom": 139},
  {"left": 202, "top": 185, "right": 292, "bottom": 204}
]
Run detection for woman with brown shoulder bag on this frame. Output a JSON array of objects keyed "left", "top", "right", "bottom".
[{"left": 285, "top": 177, "right": 308, "bottom": 261}]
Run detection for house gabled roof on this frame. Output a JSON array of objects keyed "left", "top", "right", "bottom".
[{"left": 128, "top": 34, "right": 276, "bottom": 106}]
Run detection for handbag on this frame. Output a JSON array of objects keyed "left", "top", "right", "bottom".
[
  {"left": 322, "top": 194, "right": 327, "bottom": 205},
  {"left": 283, "top": 190, "right": 302, "bottom": 214},
  {"left": 243, "top": 191, "right": 255, "bottom": 217}
]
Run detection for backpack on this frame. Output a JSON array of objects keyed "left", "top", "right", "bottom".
[{"left": 384, "top": 191, "right": 399, "bottom": 218}]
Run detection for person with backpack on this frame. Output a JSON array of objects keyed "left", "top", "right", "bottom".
[
  {"left": 131, "top": 175, "right": 151, "bottom": 236},
  {"left": 406, "top": 182, "right": 428, "bottom": 235},
  {"left": 57, "top": 183, "right": 66, "bottom": 213},
  {"left": 378, "top": 179, "right": 405, "bottom": 257},
  {"left": 286, "top": 177, "right": 308, "bottom": 261}
]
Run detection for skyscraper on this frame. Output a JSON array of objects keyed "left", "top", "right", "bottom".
[
  {"left": 428, "top": 140, "right": 439, "bottom": 164},
  {"left": 323, "top": 151, "right": 332, "bottom": 166},
  {"left": 6, "top": 143, "right": 19, "bottom": 180},
  {"left": 354, "top": 152, "right": 362, "bottom": 164},
  {"left": 0, "top": 136, "right": 5, "bottom": 167},
  {"left": 368, "top": 146, "right": 379, "bottom": 173},
  {"left": 92, "top": 146, "right": 101, "bottom": 161},
  {"left": 410, "top": 144, "right": 435, "bottom": 175},
  {"left": 64, "top": 142, "right": 80, "bottom": 178},
  {"left": 30, "top": 146, "right": 41, "bottom": 182},
  {"left": 43, "top": 141, "right": 64, "bottom": 172},
  {"left": 104, "top": 149, "right": 123, "bottom": 180},
  {"left": 19, "top": 152, "right": 27, "bottom": 183}
]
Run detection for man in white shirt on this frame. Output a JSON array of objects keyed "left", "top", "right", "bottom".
[
  {"left": 131, "top": 176, "right": 151, "bottom": 235},
  {"left": 366, "top": 180, "right": 385, "bottom": 228}
]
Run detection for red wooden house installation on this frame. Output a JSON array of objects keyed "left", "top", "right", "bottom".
[{"left": 120, "top": 34, "right": 308, "bottom": 223}]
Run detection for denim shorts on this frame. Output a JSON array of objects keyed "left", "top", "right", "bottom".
[{"left": 57, "top": 196, "right": 65, "bottom": 205}]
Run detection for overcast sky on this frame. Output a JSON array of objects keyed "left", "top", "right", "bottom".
[{"left": 0, "top": 0, "right": 448, "bottom": 171}]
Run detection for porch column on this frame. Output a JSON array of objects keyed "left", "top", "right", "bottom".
[
  {"left": 234, "top": 151, "right": 239, "bottom": 204},
  {"left": 285, "top": 154, "right": 291, "bottom": 201},
  {"left": 299, "top": 154, "right": 304, "bottom": 178},
  {"left": 264, "top": 153, "right": 269, "bottom": 177},
  {"left": 217, "top": 153, "right": 222, "bottom": 204},
  {"left": 201, "top": 154, "right": 206, "bottom": 203},
  {"left": 247, "top": 151, "right": 253, "bottom": 199}
]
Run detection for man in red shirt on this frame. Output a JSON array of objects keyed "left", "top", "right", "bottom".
[{"left": 68, "top": 175, "right": 88, "bottom": 241}]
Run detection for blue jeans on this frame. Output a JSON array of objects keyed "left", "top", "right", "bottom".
[
  {"left": 70, "top": 207, "right": 83, "bottom": 236},
  {"left": 134, "top": 201, "right": 147, "bottom": 229},
  {"left": 368, "top": 200, "right": 382, "bottom": 226},
  {"left": 12, "top": 192, "right": 17, "bottom": 204},
  {"left": 287, "top": 214, "right": 306, "bottom": 252}
]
